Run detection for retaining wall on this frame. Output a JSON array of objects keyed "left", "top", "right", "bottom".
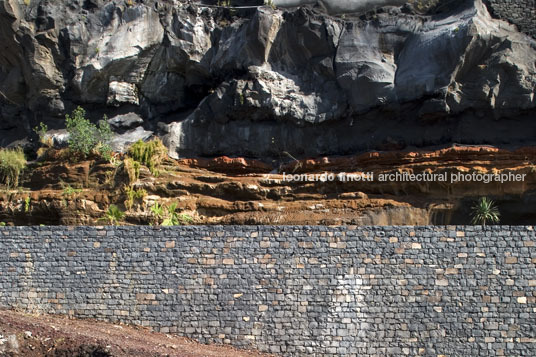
[{"left": 1, "top": 226, "right": 536, "bottom": 356}]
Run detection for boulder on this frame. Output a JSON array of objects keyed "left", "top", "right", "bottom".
[
  {"left": 109, "top": 127, "right": 154, "bottom": 153},
  {"left": 107, "top": 113, "right": 144, "bottom": 131}
]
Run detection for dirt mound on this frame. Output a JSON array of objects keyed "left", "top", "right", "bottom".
[{"left": 0, "top": 309, "right": 272, "bottom": 357}]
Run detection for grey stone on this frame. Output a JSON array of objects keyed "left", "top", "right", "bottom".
[
  {"left": 1, "top": 225, "right": 536, "bottom": 356},
  {"left": 0, "top": 0, "right": 535, "bottom": 160},
  {"left": 107, "top": 113, "right": 144, "bottom": 132},
  {"left": 108, "top": 126, "right": 154, "bottom": 153}
]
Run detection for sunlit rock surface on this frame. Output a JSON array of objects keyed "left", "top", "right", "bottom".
[{"left": 0, "top": 0, "right": 534, "bottom": 158}]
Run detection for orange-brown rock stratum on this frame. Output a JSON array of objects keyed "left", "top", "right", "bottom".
[{"left": 1, "top": 145, "right": 536, "bottom": 226}]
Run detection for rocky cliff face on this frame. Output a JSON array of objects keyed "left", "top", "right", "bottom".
[{"left": 0, "top": 0, "right": 535, "bottom": 159}]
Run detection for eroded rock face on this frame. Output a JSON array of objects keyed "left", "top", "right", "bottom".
[
  {"left": 0, "top": 0, "right": 535, "bottom": 157},
  {"left": 273, "top": 0, "right": 407, "bottom": 14}
]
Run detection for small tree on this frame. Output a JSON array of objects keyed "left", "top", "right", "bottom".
[
  {"left": 470, "top": 197, "right": 500, "bottom": 226},
  {"left": 65, "top": 106, "right": 113, "bottom": 159}
]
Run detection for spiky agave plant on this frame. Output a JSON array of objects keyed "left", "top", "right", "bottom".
[
  {"left": 470, "top": 197, "right": 500, "bottom": 226},
  {"left": 105, "top": 204, "right": 125, "bottom": 226},
  {"left": 150, "top": 202, "right": 164, "bottom": 224},
  {"left": 160, "top": 203, "right": 193, "bottom": 226}
]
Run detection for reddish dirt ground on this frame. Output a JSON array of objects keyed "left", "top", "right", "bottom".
[{"left": 0, "top": 309, "right": 274, "bottom": 357}]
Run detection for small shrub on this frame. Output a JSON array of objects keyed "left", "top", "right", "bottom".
[
  {"left": 104, "top": 204, "right": 125, "bottom": 225},
  {"left": 124, "top": 186, "right": 147, "bottom": 211},
  {"left": 127, "top": 139, "right": 167, "bottom": 176},
  {"left": 95, "top": 141, "right": 113, "bottom": 161},
  {"left": 470, "top": 197, "right": 500, "bottom": 226},
  {"left": 159, "top": 202, "right": 193, "bottom": 226},
  {"left": 150, "top": 202, "right": 165, "bottom": 225},
  {"left": 162, "top": 202, "right": 180, "bottom": 226},
  {"left": 408, "top": 0, "right": 441, "bottom": 13},
  {"left": 24, "top": 197, "right": 31, "bottom": 213},
  {"left": 122, "top": 158, "right": 141, "bottom": 185},
  {"left": 63, "top": 184, "right": 83, "bottom": 197},
  {"left": 0, "top": 148, "right": 27, "bottom": 188},
  {"left": 177, "top": 213, "right": 193, "bottom": 225},
  {"left": 33, "top": 122, "right": 51, "bottom": 147},
  {"left": 65, "top": 107, "right": 113, "bottom": 159}
]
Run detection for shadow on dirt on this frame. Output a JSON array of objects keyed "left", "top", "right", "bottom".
[{"left": 54, "top": 345, "right": 112, "bottom": 357}]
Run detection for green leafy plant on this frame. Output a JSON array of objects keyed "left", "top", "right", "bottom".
[
  {"left": 95, "top": 141, "right": 113, "bottom": 161},
  {"left": 24, "top": 196, "right": 31, "bottom": 213},
  {"left": 408, "top": 0, "right": 441, "bottom": 13},
  {"left": 149, "top": 202, "right": 193, "bottom": 226},
  {"left": 33, "top": 122, "right": 50, "bottom": 146},
  {"left": 150, "top": 202, "right": 165, "bottom": 224},
  {"left": 61, "top": 182, "right": 82, "bottom": 208},
  {"left": 104, "top": 204, "right": 125, "bottom": 226},
  {"left": 65, "top": 106, "right": 113, "bottom": 159},
  {"left": 63, "top": 184, "right": 83, "bottom": 197},
  {"left": 470, "top": 197, "right": 500, "bottom": 226},
  {"left": 0, "top": 148, "right": 27, "bottom": 188},
  {"left": 121, "top": 158, "right": 141, "bottom": 185},
  {"left": 127, "top": 139, "right": 167, "bottom": 176},
  {"left": 33, "top": 122, "right": 53, "bottom": 157},
  {"left": 178, "top": 213, "right": 193, "bottom": 225},
  {"left": 124, "top": 186, "right": 147, "bottom": 211},
  {"left": 162, "top": 203, "right": 180, "bottom": 226}
]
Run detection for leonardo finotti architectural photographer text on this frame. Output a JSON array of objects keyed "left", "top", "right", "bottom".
[{"left": 282, "top": 172, "right": 527, "bottom": 183}]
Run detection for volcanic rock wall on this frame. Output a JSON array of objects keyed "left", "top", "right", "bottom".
[
  {"left": 1, "top": 226, "right": 535, "bottom": 356},
  {"left": 485, "top": 0, "right": 536, "bottom": 37},
  {"left": 1, "top": 0, "right": 536, "bottom": 158}
]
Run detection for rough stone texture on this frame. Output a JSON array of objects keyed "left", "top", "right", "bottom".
[
  {"left": 273, "top": 0, "right": 407, "bottom": 14},
  {"left": 0, "top": 0, "right": 535, "bottom": 158},
  {"left": 1, "top": 225, "right": 536, "bottom": 356},
  {"left": 108, "top": 126, "right": 154, "bottom": 153},
  {"left": 484, "top": 0, "right": 536, "bottom": 37}
]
